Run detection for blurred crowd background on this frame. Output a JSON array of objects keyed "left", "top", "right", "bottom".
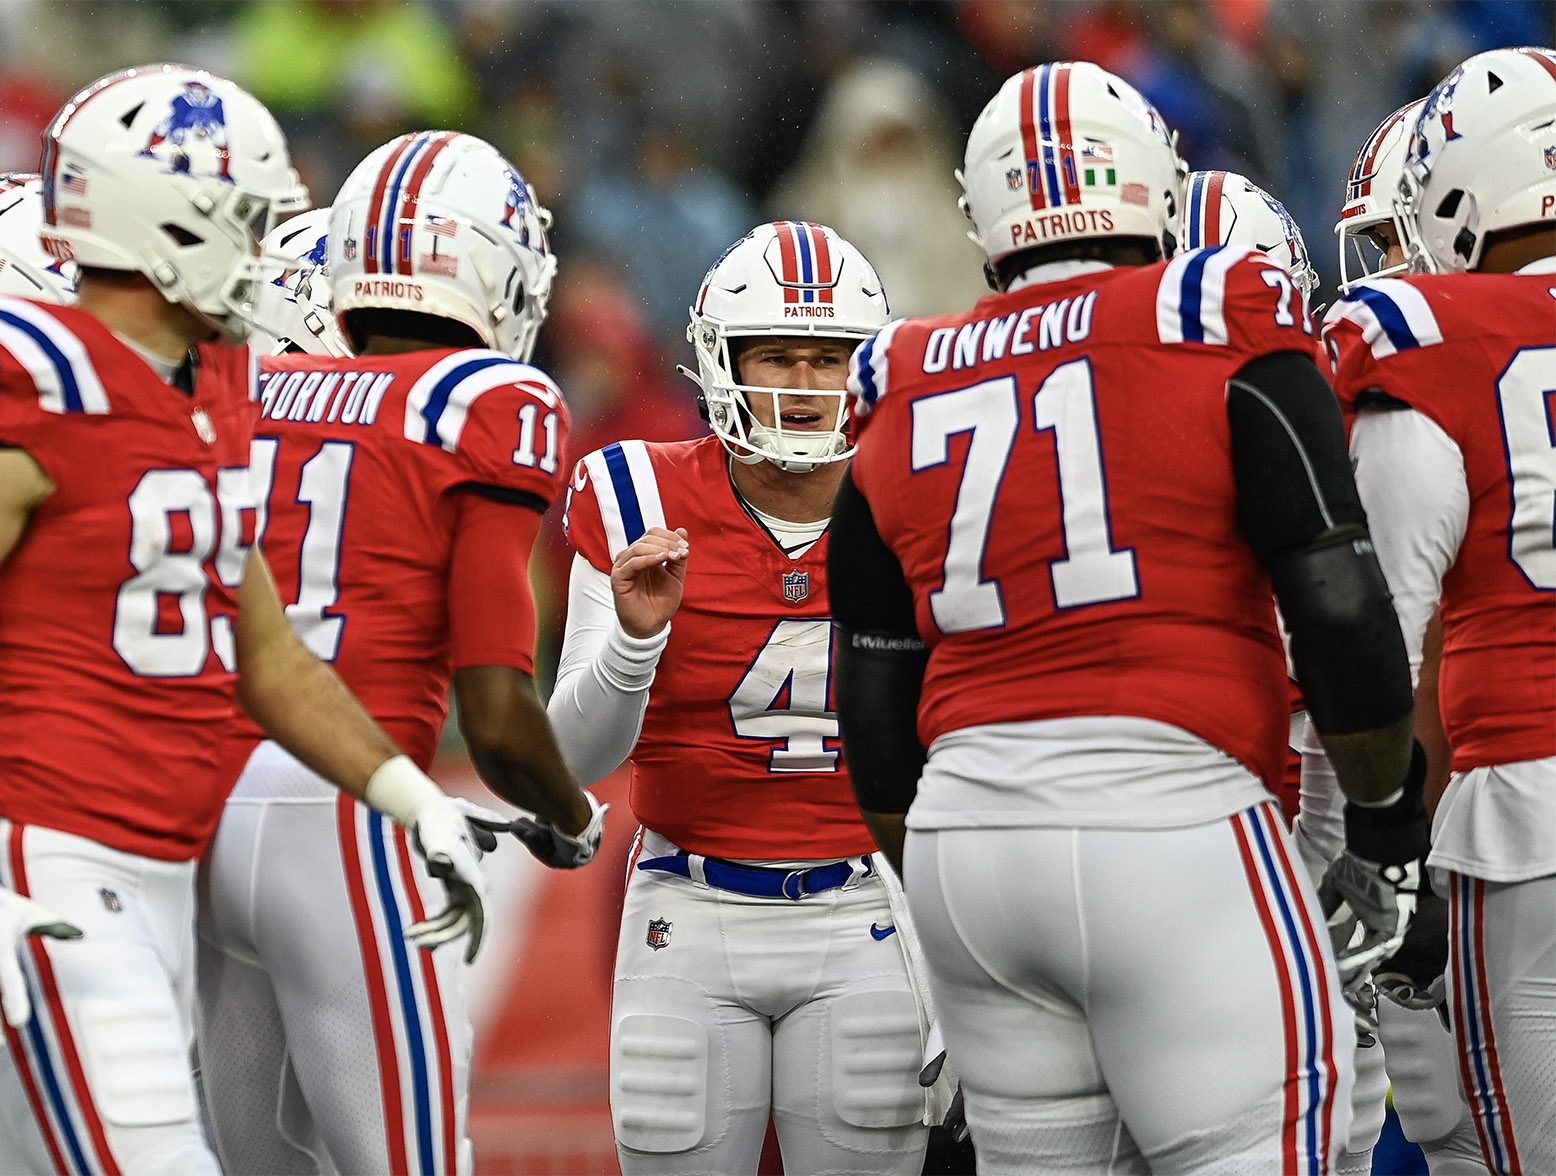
[{"left": 1, "top": 0, "right": 1551, "bottom": 686}]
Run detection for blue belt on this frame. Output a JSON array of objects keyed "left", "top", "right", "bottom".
[{"left": 636, "top": 852, "right": 872, "bottom": 900}]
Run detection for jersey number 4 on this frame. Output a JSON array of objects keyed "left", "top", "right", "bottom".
[
  {"left": 911, "top": 357, "right": 1138, "bottom": 633},
  {"left": 728, "top": 619, "right": 839, "bottom": 772}
]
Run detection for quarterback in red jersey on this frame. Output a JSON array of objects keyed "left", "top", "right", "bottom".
[
  {"left": 197, "top": 138, "right": 603, "bottom": 1176},
  {"left": 829, "top": 62, "right": 1425, "bottom": 1173},
  {"left": 0, "top": 67, "right": 492, "bottom": 1176},
  {"left": 549, "top": 222, "right": 943, "bottom": 1174},
  {"left": 1324, "top": 47, "right": 1556, "bottom": 1173}
]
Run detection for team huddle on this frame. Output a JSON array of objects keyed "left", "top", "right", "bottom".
[{"left": 0, "top": 41, "right": 1548, "bottom": 1176}]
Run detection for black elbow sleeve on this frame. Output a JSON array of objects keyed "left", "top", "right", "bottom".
[
  {"left": 836, "top": 630, "right": 928, "bottom": 815},
  {"left": 1269, "top": 531, "right": 1413, "bottom": 736}
]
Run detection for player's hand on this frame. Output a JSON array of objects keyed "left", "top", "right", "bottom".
[
  {"left": 450, "top": 797, "right": 511, "bottom": 858},
  {"left": 1375, "top": 876, "right": 1448, "bottom": 1012},
  {"left": 1321, "top": 741, "right": 1430, "bottom": 992},
  {"left": 404, "top": 796, "right": 489, "bottom": 964},
  {"left": 510, "top": 790, "right": 608, "bottom": 870},
  {"left": 1319, "top": 850, "right": 1422, "bottom": 992},
  {"left": 0, "top": 889, "right": 81, "bottom": 1027},
  {"left": 919, "top": 1047, "right": 969, "bottom": 1142},
  {"left": 611, "top": 527, "right": 689, "bottom": 639}
]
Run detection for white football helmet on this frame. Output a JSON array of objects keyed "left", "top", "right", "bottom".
[
  {"left": 686, "top": 221, "right": 889, "bottom": 473},
  {"left": 250, "top": 208, "right": 350, "bottom": 356},
  {"left": 329, "top": 131, "right": 555, "bottom": 361},
  {"left": 1335, "top": 100, "right": 1424, "bottom": 293},
  {"left": 1180, "top": 170, "right": 1318, "bottom": 297},
  {"left": 1397, "top": 46, "right": 1556, "bottom": 273},
  {"left": 40, "top": 64, "right": 308, "bottom": 339},
  {"left": 0, "top": 174, "right": 77, "bottom": 302},
  {"left": 959, "top": 61, "right": 1185, "bottom": 272}
]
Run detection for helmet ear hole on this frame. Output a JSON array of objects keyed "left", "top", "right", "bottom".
[
  {"left": 1435, "top": 190, "right": 1464, "bottom": 220},
  {"left": 162, "top": 224, "right": 203, "bottom": 247}
]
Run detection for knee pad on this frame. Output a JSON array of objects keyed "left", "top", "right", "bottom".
[
  {"left": 1347, "top": 1036, "right": 1388, "bottom": 1150},
  {"left": 76, "top": 994, "right": 197, "bottom": 1128},
  {"left": 827, "top": 990, "right": 923, "bottom": 1130},
  {"left": 611, "top": 1013, "right": 709, "bottom": 1154},
  {"left": 1377, "top": 1000, "right": 1469, "bottom": 1144}
]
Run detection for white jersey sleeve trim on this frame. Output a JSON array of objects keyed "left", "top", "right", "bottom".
[
  {"left": 546, "top": 554, "right": 668, "bottom": 785},
  {"left": 1322, "top": 279, "right": 1444, "bottom": 359},
  {"left": 847, "top": 319, "right": 903, "bottom": 420},
  {"left": 1350, "top": 405, "right": 1468, "bottom": 680},
  {"left": 0, "top": 296, "right": 109, "bottom": 415},
  {"left": 579, "top": 440, "right": 667, "bottom": 559},
  {"left": 1155, "top": 244, "right": 1251, "bottom": 346},
  {"left": 402, "top": 350, "right": 558, "bottom": 453}
]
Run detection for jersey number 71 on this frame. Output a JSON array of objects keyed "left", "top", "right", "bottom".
[{"left": 911, "top": 357, "right": 1138, "bottom": 634}]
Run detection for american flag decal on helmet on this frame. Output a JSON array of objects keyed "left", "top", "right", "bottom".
[
  {"left": 772, "top": 221, "right": 834, "bottom": 305},
  {"left": 1019, "top": 63, "right": 1081, "bottom": 210}
]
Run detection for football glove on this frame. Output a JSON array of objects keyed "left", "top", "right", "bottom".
[
  {"left": 450, "top": 797, "right": 511, "bottom": 857},
  {"left": 510, "top": 790, "right": 608, "bottom": 869},
  {"left": 404, "top": 794, "right": 490, "bottom": 964},
  {"left": 1374, "top": 875, "right": 1448, "bottom": 1013},
  {"left": 1319, "top": 742, "right": 1429, "bottom": 993},
  {"left": 919, "top": 1049, "right": 970, "bottom": 1143},
  {"left": 0, "top": 889, "right": 81, "bottom": 1027}
]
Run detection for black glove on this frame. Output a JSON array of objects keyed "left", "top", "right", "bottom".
[
  {"left": 919, "top": 1050, "right": 969, "bottom": 1143},
  {"left": 510, "top": 791, "right": 608, "bottom": 869},
  {"left": 1374, "top": 870, "right": 1448, "bottom": 1013}
]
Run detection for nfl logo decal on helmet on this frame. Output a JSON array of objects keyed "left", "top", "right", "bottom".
[{"left": 646, "top": 918, "right": 672, "bottom": 951}]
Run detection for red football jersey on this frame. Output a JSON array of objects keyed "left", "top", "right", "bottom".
[
  {"left": 0, "top": 298, "right": 259, "bottom": 861},
  {"left": 228, "top": 348, "right": 571, "bottom": 770},
  {"left": 848, "top": 248, "right": 1320, "bottom": 790},
  {"left": 1326, "top": 273, "right": 1556, "bottom": 771},
  {"left": 563, "top": 435, "right": 873, "bottom": 859}
]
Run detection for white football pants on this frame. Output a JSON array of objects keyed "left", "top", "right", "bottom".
[
  {"left": 0, "top": 821, "right": 218, "bottom": 1175},
  {"left": 196, "top": 790, "right": 473, "bottom": 1176},
  {"left": 1446, "top": 870, "right": 1556, "bottom": 1175},
  {"left": 904, "top": 803, "right": 1354, "bottom": 1175},
  {"left": 611, "top": 828, "right": 928, "bottom": 1176}
]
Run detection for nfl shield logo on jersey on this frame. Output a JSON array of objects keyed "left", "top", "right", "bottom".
[
  {"left": 783, "top": 570, "right": 809, "bottom": 603},
  {"left": 646, "top": 918, "right": 672, "bottom": 951}
]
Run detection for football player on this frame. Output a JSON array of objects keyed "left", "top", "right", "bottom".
[
  {"left": 548, "top": 222, "right": 937, "bottom": 1174},
  {"left": 1324, "top": 47, "right": 1556, "bottom": 1174},
  {"left": 0, "top": 66, "right": 488, "bottom": 1175},
  {"left": 829, "top": 62, "right": 1425, "bottom": 1172},
  {"left": 196, "top": 139, "right": 604, "bottom": 1176},
  {"left": 1182, "top": 168, "right": 1400, "bottom": 1176},
  {"left": 1322, "top": 98, "right": 1491, "bottom": 1176}
]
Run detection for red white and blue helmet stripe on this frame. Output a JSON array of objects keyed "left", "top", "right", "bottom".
[
  {"left": 1182, "top": 171, "right": 1228, "bottom": 250},
  {"left": 771, "top": 221, "right": 835, "bottom": 305},
  {"left": 363, "top": 131, "right": 461, "bottom": 277},
  {"left": 1019, "top": 63, "right": 1081, "bottom": 210}
]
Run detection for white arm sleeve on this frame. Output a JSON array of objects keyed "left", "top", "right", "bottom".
[
  {"left": 1349, "top": 405, "right": 1469, "bottom": 683},
  {"left": 545, "top": 554, "right": 670, "bottom": 786},
  {"left": 1294, "top": 405, "right": 1468, "bottom": 872}
]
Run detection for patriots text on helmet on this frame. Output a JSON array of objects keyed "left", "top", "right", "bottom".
[
  {"left": 783, "top": 304, "right": 835, "bottom": 318},
  {"left": 920, "top": 292, "right": 1096, "bottom": 375},
  {"left": 353, "top": 278, "right": 424, "bottom": 301},
  {"left": 1010, "top": 209, "right": 1115, "bottom": 248}
]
